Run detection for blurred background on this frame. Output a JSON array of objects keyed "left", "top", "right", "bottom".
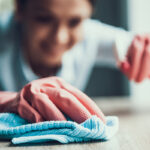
[{"left": 0, "top": 0, "right": 150, "bottom": 99}]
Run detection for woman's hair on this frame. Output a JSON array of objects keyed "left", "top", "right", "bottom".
[
  {"left": 89, "top": 0, "right": 96, "bottom": 7},
  {"left": 16, "top": 0, "right": 96, "bottom": 8}
]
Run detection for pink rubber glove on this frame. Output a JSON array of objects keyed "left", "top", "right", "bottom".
[
  {"left": 120, "top": 34, "right": 150, "bottom": 82},
  {"left": 0, "top": 77, "right": 105, "bottom": 124},
  {"left": 0, "top": 92, "right": 18, "bottom": 113}
]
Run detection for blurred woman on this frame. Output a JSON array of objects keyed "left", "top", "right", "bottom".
[{"left": 0, "top": 0, "right": 150, "bottom": 123}]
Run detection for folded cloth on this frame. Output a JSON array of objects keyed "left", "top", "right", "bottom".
[{"left": 0, "top": 113, "right": 119, "bottom": 145}]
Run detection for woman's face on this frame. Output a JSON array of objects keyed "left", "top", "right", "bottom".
[{"left": 16, "top": 0, "right": 92, "bottom": 67}]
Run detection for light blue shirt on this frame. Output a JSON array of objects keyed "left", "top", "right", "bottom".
[{"left": 0, "top": 12, "right": 131, "bottom": 92}]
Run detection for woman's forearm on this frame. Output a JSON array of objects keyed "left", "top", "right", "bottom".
[{"left": 0, "top": 92, "right": 18, "bottom": 113}]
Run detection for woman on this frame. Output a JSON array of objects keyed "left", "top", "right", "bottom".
[{"left": 0, "top": 0, "right": 150, "bottom": 123}]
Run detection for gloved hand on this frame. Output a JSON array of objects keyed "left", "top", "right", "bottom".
[
  {"left": 120, "top": 34, "right": 150, "bottom": 82},
  {"left": 0, "top": 77, "right": 105, "bottom": 124}
]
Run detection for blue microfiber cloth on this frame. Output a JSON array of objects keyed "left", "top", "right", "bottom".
[{"left": 0, "top": 113, "right": 119, "bottom": 145}]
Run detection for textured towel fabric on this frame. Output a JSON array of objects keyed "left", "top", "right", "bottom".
[{"left": 0, "top": 113, "right": 119, "bottom": 145}]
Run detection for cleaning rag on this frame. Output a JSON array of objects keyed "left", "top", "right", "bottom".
[{"left": 0, "top": 113, "right": 119, "bottom": 145}]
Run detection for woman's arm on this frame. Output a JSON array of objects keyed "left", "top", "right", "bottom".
[
  {"left": 0, "top": 91, "right": 18, "bottom": 113},
  {"left": 84, "top": 19, "right": 133, "bottom": 68},
  {"left": 83, "top": 19, "right": 150, "bottom": 82}
]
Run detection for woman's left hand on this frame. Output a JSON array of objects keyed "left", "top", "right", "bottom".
[{"left": 120, "top": 34, "right": 150, "bottom": 82}]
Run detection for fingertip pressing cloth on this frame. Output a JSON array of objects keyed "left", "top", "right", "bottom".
[{"left": 0, "top": 113, "right": 119, "bottom": 144}]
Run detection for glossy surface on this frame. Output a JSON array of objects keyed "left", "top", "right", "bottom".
[{"left": 0, "top": 97, "right": 150, "bottom": 150}]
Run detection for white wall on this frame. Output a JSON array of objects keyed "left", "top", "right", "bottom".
[
  {"left": 0, "top": 0, "right": 14, "bottom": 14},
  {"left": 127, "top": 0, "right": 150, "bottom": 100},
  {"left": 128, "top": 0, "right": 150, "bottom": 33}
]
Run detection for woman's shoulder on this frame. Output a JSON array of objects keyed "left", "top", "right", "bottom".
[
  {"left": 83, "top": 19, "right": 102, "bottom": 33},
  {"left": 83, "top": 19, "right": 127, "bottom": 38},
  {"left": 83, "top": 19, "right": 111, "bottom": 33}
]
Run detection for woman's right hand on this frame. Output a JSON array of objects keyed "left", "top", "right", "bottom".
[{"left": 0, "top": 77, "right": 106, "bottom": 124}]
